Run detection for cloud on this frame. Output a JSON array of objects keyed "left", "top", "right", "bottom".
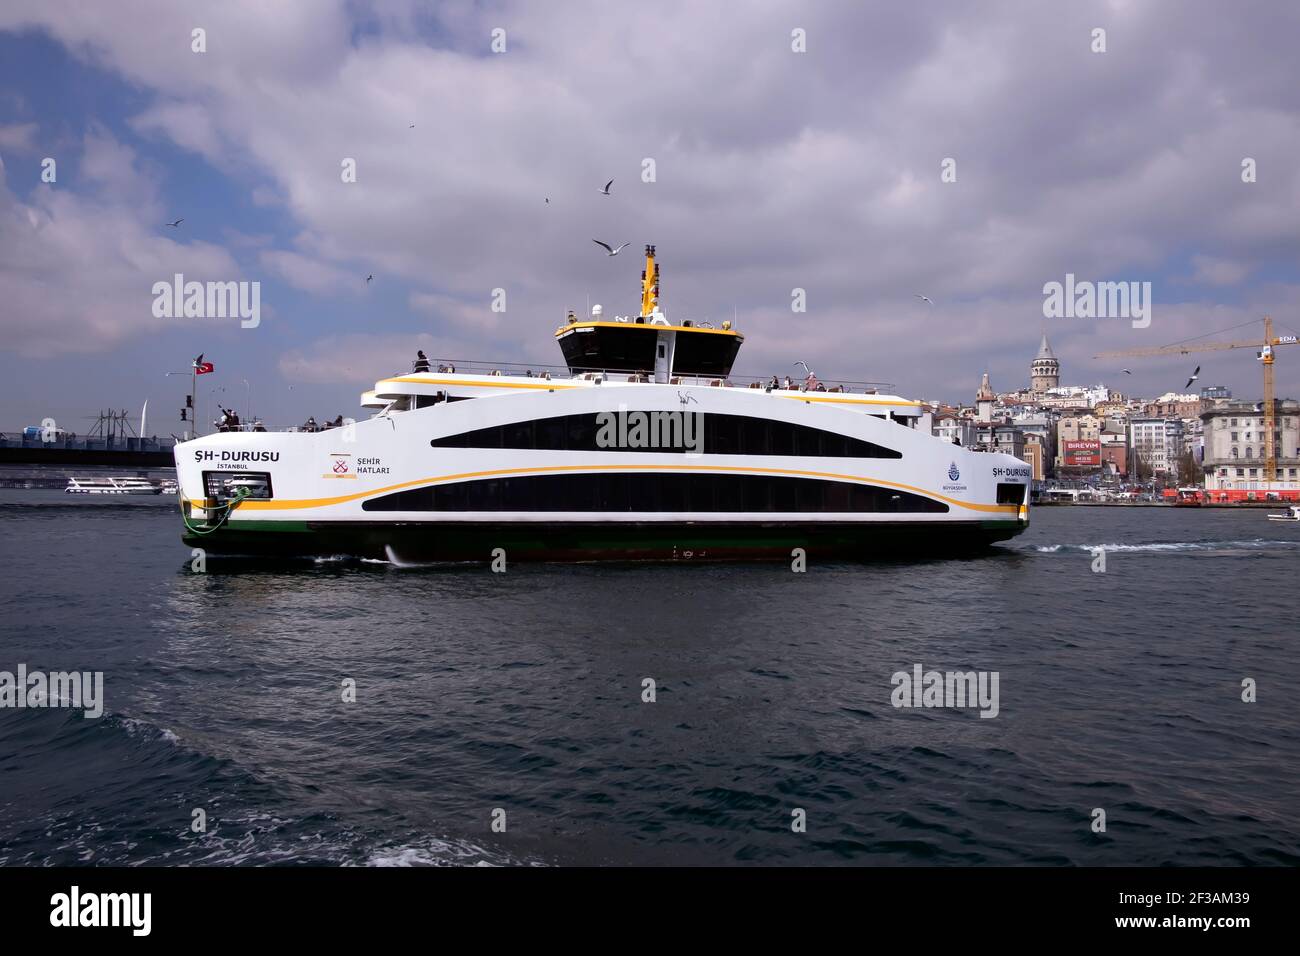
[
  {"left": 1189, "top": 255, "right": 1251, "bottom": 287},
  {"left": 3, "top": 0, "right": 1300, "bottom": 402},
  {"left": 259, "top": 248, "right": 354, "bottom": 296},
  {"left": 0, "top": 121, "right": 38, "bottom": 153},
  {"left": 0, "top": 127, "right": 243, "bottom": 357}
]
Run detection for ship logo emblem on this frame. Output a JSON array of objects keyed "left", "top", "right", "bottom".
[
  {"left": 948, "top": 462, "right": 960, "bottom": 482},
  {"left": 332, "top": 458, "right": 349, "bottom": 474}
]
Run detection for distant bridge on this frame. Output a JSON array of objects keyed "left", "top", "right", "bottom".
[{"left": 0, "top": 433, "right": 178, "bottom": 468}]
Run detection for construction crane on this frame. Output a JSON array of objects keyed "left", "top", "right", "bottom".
[{"left": 1096, "top": 316, "right": 1298, "bottom": 488}]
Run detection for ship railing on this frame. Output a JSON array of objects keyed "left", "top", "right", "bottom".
[{"left": 406, "top": 359, "right": 896, "bottom": 395}]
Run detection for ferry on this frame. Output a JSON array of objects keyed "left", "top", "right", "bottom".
[
  {"left": 66, "top": 476, "right": 163, "bottom": 495},
  {"left": 174, "top": 246, "right": 1031, "bottom": 561},
  {"left": 1267, "top": 505, "right": 1300, "bottom": 522}
]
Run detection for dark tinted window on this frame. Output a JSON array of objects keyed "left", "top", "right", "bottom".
[
  {"left": 363, "top": 473, "right": 946, "bottom": 513},
  {"left": 429, "top": 412, "right": 900, "bottom": 459},
  {"left": 996, "top": 482, "right": 1025, "bottom": 505}
]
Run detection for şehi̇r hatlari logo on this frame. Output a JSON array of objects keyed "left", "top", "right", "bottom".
[{"left": 948, "top": 462, "right": 960, "bottom": 482}]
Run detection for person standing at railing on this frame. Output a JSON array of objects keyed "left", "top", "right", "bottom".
[{"left": 414, "top": 350, "right": 431, "bottom": 372}]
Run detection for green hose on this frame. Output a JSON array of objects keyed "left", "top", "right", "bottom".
[{"left": 179, "top": 485, "right": 251, "bottom": 535}]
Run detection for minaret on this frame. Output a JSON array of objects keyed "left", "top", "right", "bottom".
[
  {"left": 976, "top": 371, "right": 996, "bottom": 423},
  {"left": 1030, "top": 332, "right": 1060, "bottom": 395}
]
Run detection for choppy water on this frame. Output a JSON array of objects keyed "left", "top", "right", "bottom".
[{"left": 1, "top": 490, "right": 1297, "bottom": 866}]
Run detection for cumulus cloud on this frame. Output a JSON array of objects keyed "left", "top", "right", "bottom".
[
  {"left": 3, "top": 0, "right": 1300, "bottom": 402},
  {"left": 0, "top": 127, "right": 244, "bottom": 358}
]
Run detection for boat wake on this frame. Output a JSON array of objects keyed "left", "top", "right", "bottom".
[{"left": 1031, "top": 539, "right": 1300, "bottom": 554}]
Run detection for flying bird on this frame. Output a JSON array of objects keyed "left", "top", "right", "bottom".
[
  {"left": 409, "top": 124, "right": 415, "bottom": 128},
  {"left": 599, "top": 179, "right": 613, "bottom": 195},
  {"left": 913, "top": 293, "right": 933, "bottom": 305},
  {"left": 1184, "top": 365, "right": 1200, "bottom": 389},
  {"left": 366, "top": 274, "right": 374, "bottom": 285},
  {"left": 1122, "top": 368, "right": 1132, "bottom": 375},
  {"left": 592, "top": 239, "right": 629, "bottom": 256},
  {"left": 166, "top": 219, "right": 184, "bottom": 228}
]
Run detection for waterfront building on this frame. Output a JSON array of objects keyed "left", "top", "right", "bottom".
[
  {"left": 1201, "top": 400, "right": 1300, "bottom": 495},
  {"left": 934, "top": 416, "right": 980, "bottom": 448},
  {"left": 1145, "top": 392, "right": 1203, "bottom": 419},
  {"left": 1129, "top": 417, "right": 1184, "bottom": 477}
]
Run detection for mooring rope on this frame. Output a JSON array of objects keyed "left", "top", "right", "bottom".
[{"left": 178, "top": 486, "right": 251, "bottom": 535}]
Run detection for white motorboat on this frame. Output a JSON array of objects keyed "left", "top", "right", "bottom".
[{"left": 66, "top": 476, "right": 163, "bottom": 496}]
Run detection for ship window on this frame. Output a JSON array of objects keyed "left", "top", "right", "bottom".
[
  {"left": 429, "top": 412, "right": 901, "bottom": 459},
  {"left": 362, "top": 473, "right": 947, "bottom": 514},
  {"left": 996, "top": 482, "right": 1025, "bottom": 505}
]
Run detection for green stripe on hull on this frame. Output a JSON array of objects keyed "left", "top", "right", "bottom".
[{"left": 183, "top": 518, "right": 1027, "bottom": 562}]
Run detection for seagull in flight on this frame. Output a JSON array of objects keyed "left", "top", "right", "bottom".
[
  {"left": 913, "top": 293, "right": 933, "bottom": 305},
  {"left": 1184, "top": 365, "right": 1200, "bottom": 389},
  {"left": 592, "top": 239, "right": 629, "bottom": 256},
  {"left": 599, "top": 179, "right": 613, "bottom": 196},
  {"left": 166, "top": 218, "right": 184, "bottom": 228},
  {"left": 366, "top": 274, "right": 374, "bottom": 285},
  {"left": 1122, "top": 368, "right": 1132, "bottom": 375}
]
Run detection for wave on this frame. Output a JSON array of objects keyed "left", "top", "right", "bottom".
[{"left": 1031, "top": 539, "right": 1300, "bottom": 554}]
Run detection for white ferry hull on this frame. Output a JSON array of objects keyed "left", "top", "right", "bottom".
[{"left": 175, "top": 382, "right": 1030, "bottom": 561}]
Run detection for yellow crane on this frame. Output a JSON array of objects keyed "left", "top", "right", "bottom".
[{"left": 1096, "top": 316, "right": 1299, "bottom": 488}]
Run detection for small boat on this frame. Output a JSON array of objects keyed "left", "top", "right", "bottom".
[
  {"left": 1266, "top": 505, "right": 1300, "bottom": 522},
  {"left": 65, "top": 476, "right": 163, "bottom": 495}
]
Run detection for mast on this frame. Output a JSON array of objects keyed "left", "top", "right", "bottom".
[{"left": 639, "top": 244, "right": 659, "bottom": 317}]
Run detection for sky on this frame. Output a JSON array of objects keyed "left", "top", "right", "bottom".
[{"left": 2, "top": 0, "right": 1299, "bottom": 436}]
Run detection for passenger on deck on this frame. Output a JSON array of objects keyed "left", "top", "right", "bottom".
[
  {"left": 414, "top": 350, "right": 431, "bottom": 372},
  {"left": 303, "top": 416, "right": 318, "bottom": 432}
]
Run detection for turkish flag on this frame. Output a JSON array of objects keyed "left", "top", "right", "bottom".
[{"left": 195, "top": 362, "right": 214, "bottom": 375}]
